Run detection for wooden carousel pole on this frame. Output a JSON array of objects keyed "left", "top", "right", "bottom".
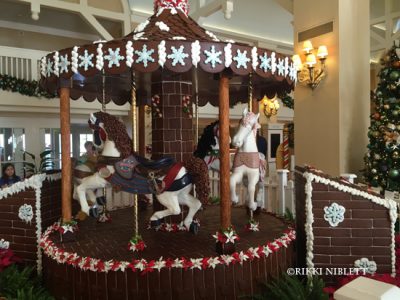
[
  {"left": 60, "top": 82, "right": 72, "bottom": 223},
  {"left": 131, "top": 71, "right": 139, "bottom": 237},
  {"left": 219, "top": 72, "right": 231, "bottom": 229}
]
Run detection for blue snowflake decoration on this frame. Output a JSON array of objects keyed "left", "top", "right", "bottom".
[
  {"left": 104, "top": 48, "right": 124, "bottom": 68},
  {"left": 167, "top": 45, "right": 189, "bottom": 66},
  {"left": 323, "top": 203, "right": 345, "bottom": 227},
  {"left": 135, "top": 45, "right": 155, "bottom": 68},
  {"left": 259, "top": 52, "right": 271, "bottom": 72},
  {"left": 204, "top": 46, "right": 222, "bottom": 68},
  {"left": 46, "top": 59, "right": 53, "bottom": 77},
  {"left": 277, "top": 58, "right": 285, "bottom": 76},
  {"left": 79, "top": 50, "right": 94, "bottom": 71},
  {"left": 233, "top": 49, "right": 250, "bottom": 69},
  {"left": 59, "top": 54, "right": 70, "bottom": 74}
]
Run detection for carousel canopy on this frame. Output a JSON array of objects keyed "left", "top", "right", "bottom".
[{"left": 40, "top": 0, "right": 295, "bottom": 106}]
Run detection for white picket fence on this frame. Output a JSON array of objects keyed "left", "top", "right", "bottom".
[{"left": 208, "top": 169, "right": 296, "bottom": 216}]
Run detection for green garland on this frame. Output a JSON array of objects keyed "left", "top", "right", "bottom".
[
  {"left": 280, "top": 93, "right": 294, "bottom": 109},
  {"left": 0, "top": 73, "right": 55, "bottom": 99}
]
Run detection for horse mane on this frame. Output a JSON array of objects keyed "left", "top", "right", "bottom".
[
  {"left": 93, "top": 111, "right": 133, "bottom": 158},
  {"left": 193, "top": 121, "right": 219, "bottom": 159}
]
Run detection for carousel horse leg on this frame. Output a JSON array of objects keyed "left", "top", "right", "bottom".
[
  {"left": 179, "top": 186, "right": 202, "bottom": 232},
  {"left": 150, "top": 192, "right": 180, "bottom": 227},
  {"left": 86, "top": 189, "right": 97, "bottom": 206},
  {"left": 76, "top": 173, "right": 107, "bottom": 217},
  {"left": 230, "top": 167, "right": 244, "bottom": 204},
  {"left": 247, "top": 169, "right": 259, "bottom": 211}
]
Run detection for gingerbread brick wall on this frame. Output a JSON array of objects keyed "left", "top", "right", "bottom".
[
  {"left": 0, "top": 179, "right": 62, "bottom": 265},
  {"left": 151, "top": 71, "right": 193, "bottom": 163},
  {"left": 295, "top": 167, "right": 393, "bottom": 274}
]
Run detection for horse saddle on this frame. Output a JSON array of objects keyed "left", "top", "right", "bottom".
[
  {"left": 134, "top": 156, "right": 176, "bottom": 178},
  {"left": 114, "top": 155, "right": 140, "bottom": 180}
]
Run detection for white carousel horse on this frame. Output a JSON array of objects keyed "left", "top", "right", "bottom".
[
  {"left": 75, "top": 111, "right": 208, "bottom": 232},
  {"left": 230, "top": 108, "right": 266, "bottom": 211}
]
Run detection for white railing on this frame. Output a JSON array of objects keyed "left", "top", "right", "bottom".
[
  {"left": 208, "top": 169, "right": 295, "bottom": 216},
  {"left": 0, "top": 46, "right": 47, "bottom": 81}
]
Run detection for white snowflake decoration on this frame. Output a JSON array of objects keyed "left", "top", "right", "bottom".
[
  {"left": 79, "top": 49, "right": 94, "bottom": 71},
  {"left": 354, "top": 258, "right": 377, "bottom": 274},
  {"left": 59, "top": 54, "right": 70, "bottom": 74},
  {"left": 259, "top": 52, "right": 271, "bottom": 72},
  {"left": 323, "top": 202, "right": 345, "bottom": 227},
  {"left": 233, "top": 49, "right": 250, "bottom": 69},
  {"left": 104, "top": 48, "right": 124, "bottom": 68},
  {"left": 167, "top": 45, "right": 189, "bottom": 66},
  {"left": 18, "top": 204, "right": 34, "bottom": 224},
  {"left": 0, "top": 238, "right": 10, "bottom": 249},
  {"left": 46, "top": 58, "right": 53, "bottom": 77},
  {"left": 277, "top": 58, "right": 285, "bottom": 76},
  {"left": 135, "top": 44, "right": 155, "bottom": 67},
  {"left": 204, "top": 46, "right": 222, "bottom": 68}
]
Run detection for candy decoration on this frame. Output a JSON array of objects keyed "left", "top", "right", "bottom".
[
  {"left": 182, "top": 95, "right": 192, "bottom": 118},
  {"left": 151, "top": 95, "right": 162, "bottom": 117}
]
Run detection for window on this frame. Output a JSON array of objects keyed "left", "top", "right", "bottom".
[{"left": 0, "top": 128, "right": 25, "bottom": 178}]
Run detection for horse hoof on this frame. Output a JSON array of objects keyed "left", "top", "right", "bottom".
[
  {"left": 96, "top": 196, "right": 106, "bottom": 206},
  {"left": 249, "top": 202, "right": 258, "bottom": 212},
  {"left": 89, "top": 205, "right": 99, "bottom": 218},
  {"left": 189, "top": 222, "right": 199, "bottom": 235},
  {"left": 150, "top": 219, "right": 164, "bottom": 228},
  {"left": 76, "top": 211, "right": 88, "bottom": 221}
]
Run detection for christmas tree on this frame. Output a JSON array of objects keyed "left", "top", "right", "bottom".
[{"left": 364, "top": 43, "right": 400, "bottom": 192}]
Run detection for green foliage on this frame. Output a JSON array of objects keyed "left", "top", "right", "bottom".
[
  {"left": 280, "top": 93, "right": 294, "bottom": 109},
  {"left": 364, "top": 44, "right": 400, "bottom": 192},
  {"left": 283, "top": 208, "right": 295, "bottom": 223},
  {"left": 249, "top": 274, "right": 328, "bottom": 300},
  {"left": 23, "top": 149, "right": 55, "bottom": 176},
  {"left": 0, "top": 73, "right": 55, "bottom": 99},
  {"left": 0, "top": 264, "right": 53, "bottom": 300},
  {"left": 209, "top": 196, "right": 220, "bottom": 204}
]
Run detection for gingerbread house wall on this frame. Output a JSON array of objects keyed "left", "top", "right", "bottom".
[
  {"left": 295, "top": 168, "right": 392, "bottom": 274},
  {"left": 0, "top": 179, "right": 62, "bottom": 265}
]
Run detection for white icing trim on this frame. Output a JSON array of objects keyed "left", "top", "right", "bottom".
[
  {"left": 191, "top": 40, "right": 201, "bottom": 67},
  {"left": 96, "top": 43, "right": 104, "bottom": 71},
  {"left": 155, "top": 21, "right": 170, "bottom": 32},
  {"left": 224, "top": 43, "right": 232, "bottom": 68},
  {"left": 134, "top": 20, "right": 149, "bottom": 33},
  {"left": 158, "top": 40, "right": 166, "bottom": 67},
  {"left": 304, "top": 172, "right": 315, "bottom": 274},
  {"left": 40, "top": 57, "right": 46, "bottom": 77},
  {"left": 251, "top": 47, "right": 258, "bottom": 71},
  {"left": 53, "top": 51, "right": 59, "bottom": 77},
  {"left": 303, "top": 171, "right": 398, "bottom": 277},
  {"left": 71, "top": 46, "right": 79, "bottom": 74},
  {"left": 205, "top": 30, "right": 220, "bottom": 42},
  {"left": 126, "top": 41, "right": 134, "bottom": 67},
  {"left": 172, "top": 36, "right": 186, "bottom": 40}
]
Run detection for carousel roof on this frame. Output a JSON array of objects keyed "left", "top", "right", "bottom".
[{"left": 39, "top": 0, "right": 296, "bottom": 106}]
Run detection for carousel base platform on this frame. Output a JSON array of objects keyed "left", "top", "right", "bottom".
[{"left": 41, "top": 205, "right": 295, "bottom": 300}]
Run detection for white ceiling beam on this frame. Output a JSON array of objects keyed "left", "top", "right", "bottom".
[
  {"left": 273, "top": 0, "right": 293, "bottom": 14},
  {"left": 190, "top": 0, "right": 224, "bottom": 21},
  {"left": 0, "top": 20, "right": 100, "bottom": 41},
  {"left": 81, "top": 12, "right": 113, "bottom": 40}
]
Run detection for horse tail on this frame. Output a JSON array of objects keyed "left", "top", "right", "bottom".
[{"left": 184, "top": 156, "right": 210, "bottom": 204}]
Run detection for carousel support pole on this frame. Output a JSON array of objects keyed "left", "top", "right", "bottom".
[
  {"left": 219, "top": 72, "right": 231, "bottom": 230},
  {"left": 193, "top": 69, "right": 199, "bottom": 142},
  {"left": 131, "top": 75, "right": 139, "bottom": 238},
  {"left": 248, "top": 72, "right": 254, "bottom": 221},
  {"left": 60, "top": 84, "right": 72, "bottom": 224}
]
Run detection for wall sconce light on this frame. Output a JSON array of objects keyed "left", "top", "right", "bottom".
[
  {"left": 262, "top": 95, "right": 280, "bottom": 118},
  {"left": 292, "top": 40, "right": 328, "bottom": 90}
]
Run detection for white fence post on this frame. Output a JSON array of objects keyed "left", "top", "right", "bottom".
[
  {"left": 340, "top": 173, "right": 357, "bottom": 183},
  {"left": 276, "top": 169, "right": 289, "bottom": 215}
]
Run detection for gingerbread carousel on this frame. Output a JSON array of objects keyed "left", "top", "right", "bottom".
[{"left": 38, "top": 1, "right": 296, "bottom": 298}]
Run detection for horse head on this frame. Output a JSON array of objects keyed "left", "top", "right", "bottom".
[
  {"left": 232, "top": 108, "right": 260, "bottom": 148},
  {"left": 88, "top": 111, "right": 133, "bottom": 158},
  {"left": 193, "top": 121, "right": 220, "bottom": 159}
]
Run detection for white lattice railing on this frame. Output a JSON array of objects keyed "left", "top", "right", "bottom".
[
  {"left": 0, "top": 46, "right": 47, "bottom": 81},
  {"left": 208, "top": 169, "right": 295, "bottom": 216}
]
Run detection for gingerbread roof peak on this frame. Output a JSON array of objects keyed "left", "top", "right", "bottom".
[{"left": 154, "top": 0, "right": 189, "bottom": 16}]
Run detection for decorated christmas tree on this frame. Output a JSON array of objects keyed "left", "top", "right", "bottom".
[{"left": 364, "top": 43, "right": 400, "bottom": 192}]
